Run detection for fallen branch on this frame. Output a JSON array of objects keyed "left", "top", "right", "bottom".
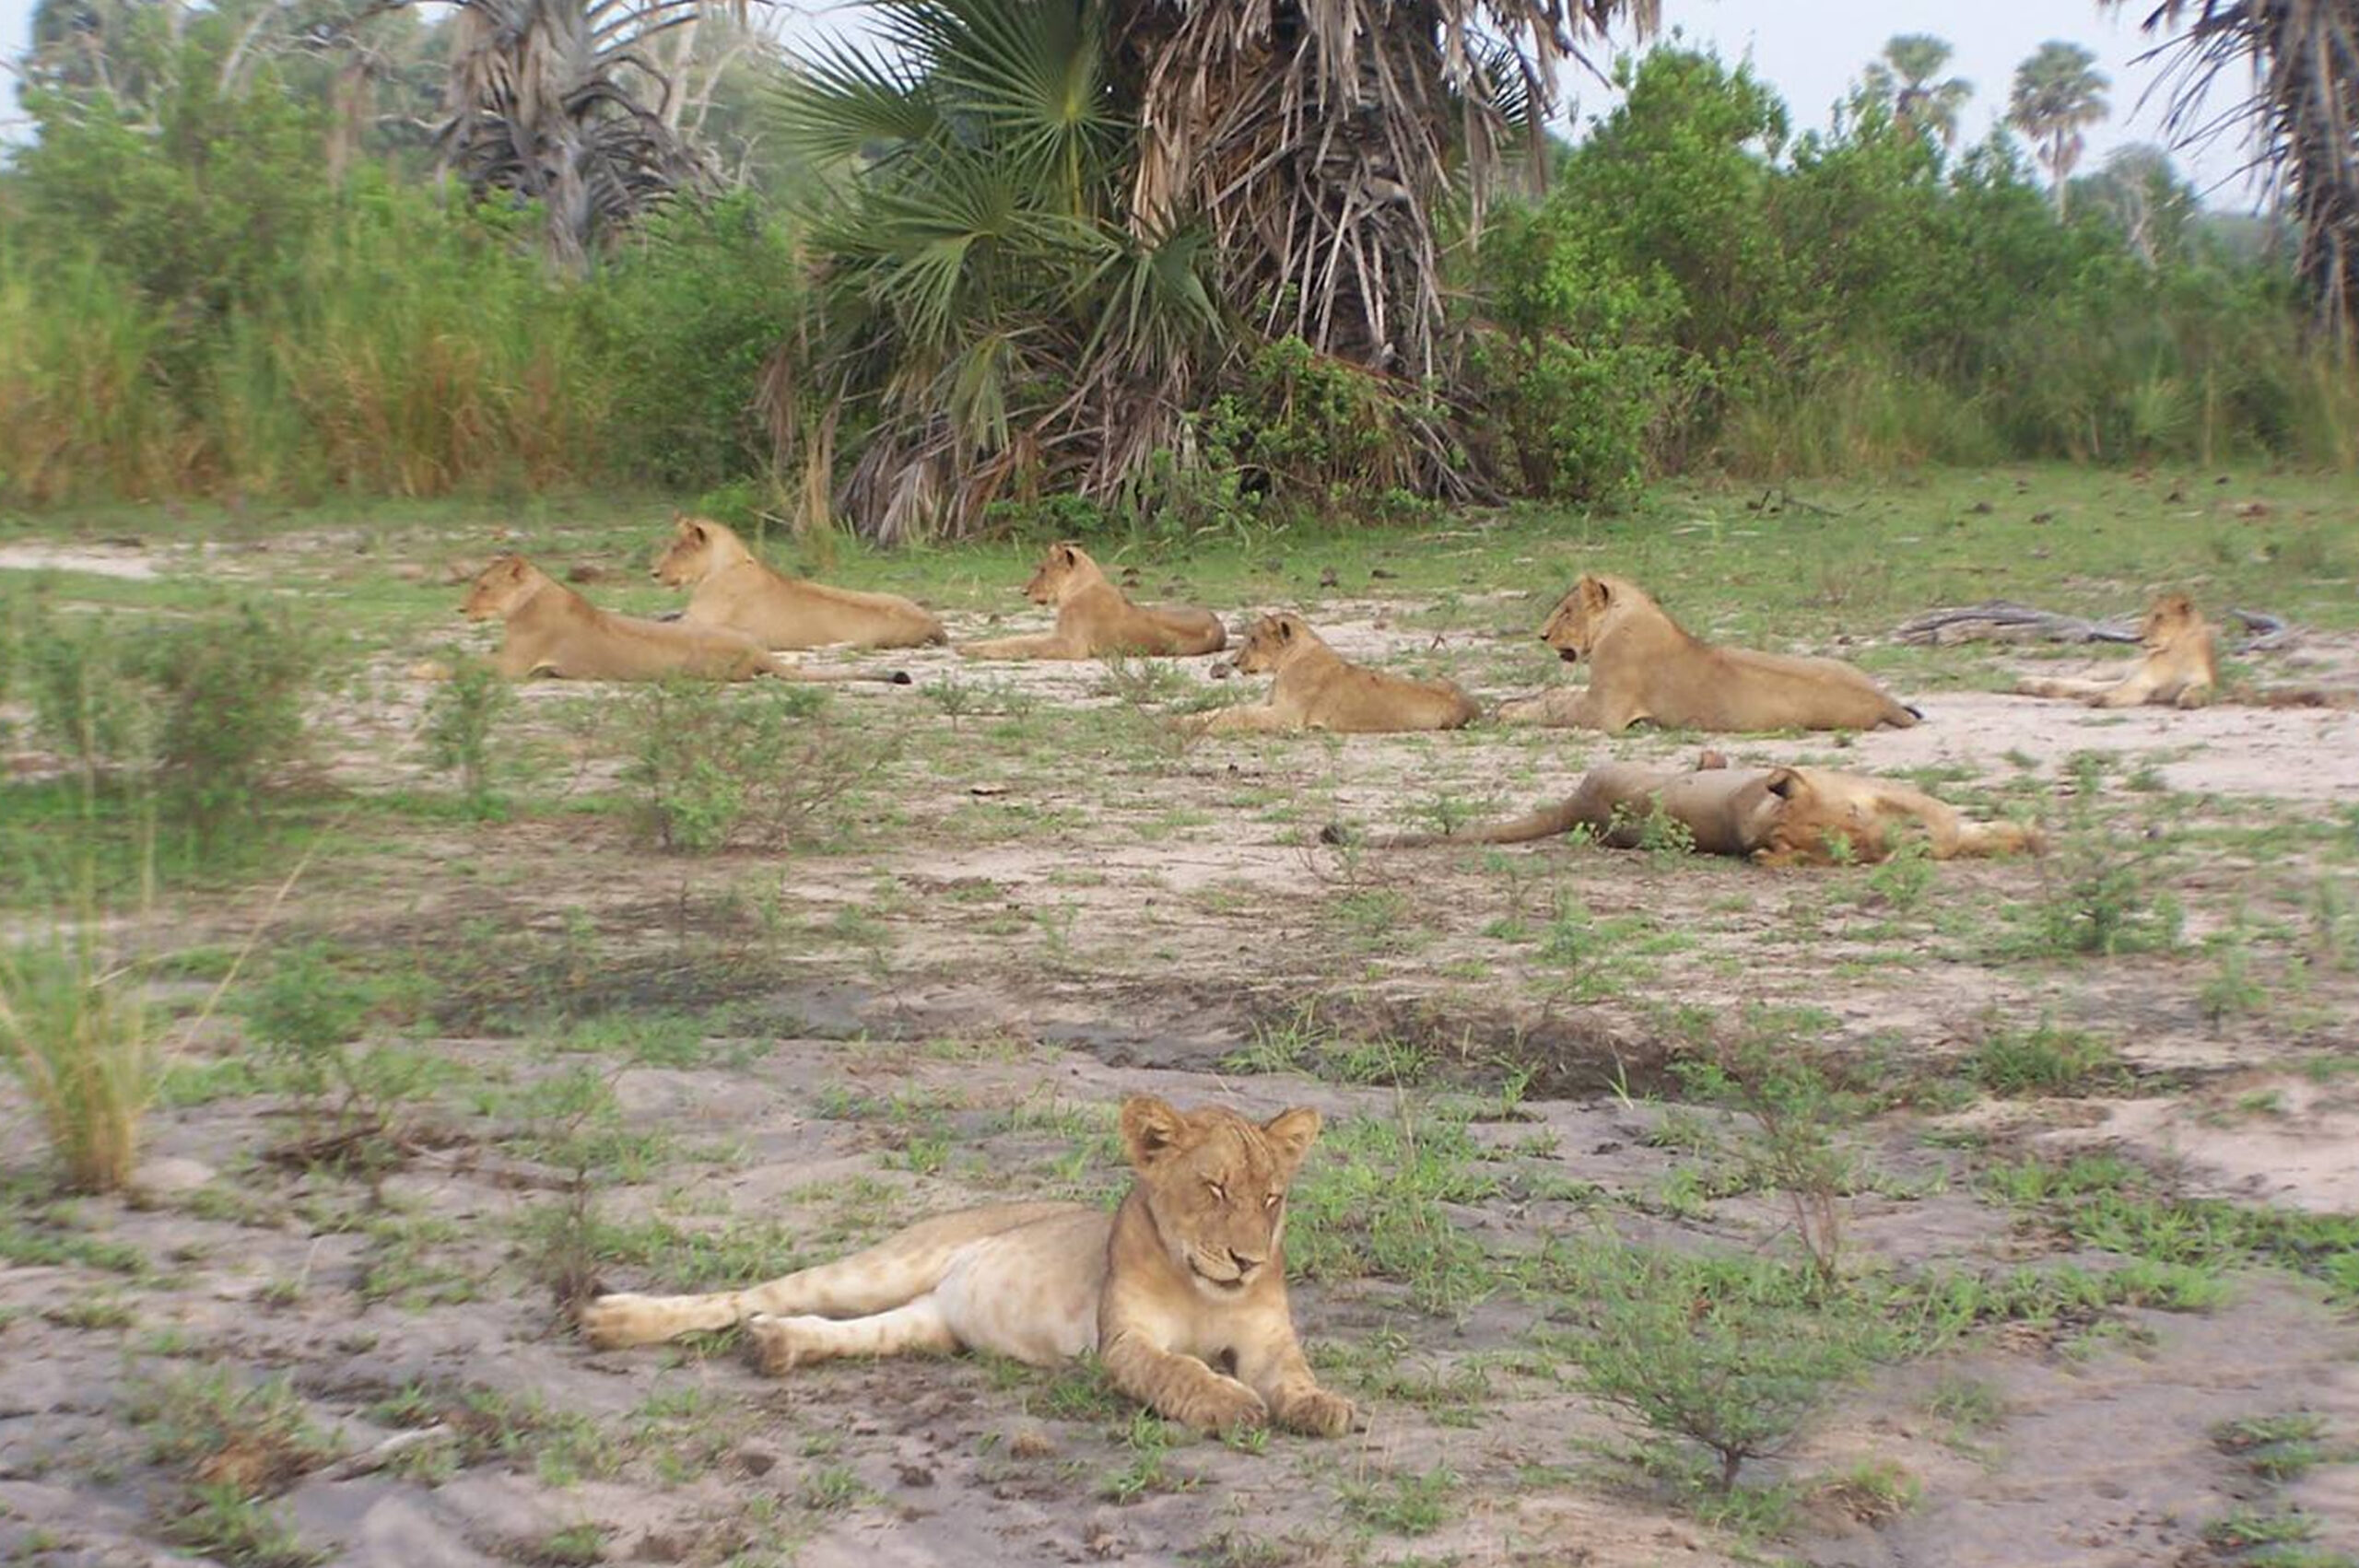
[{"left": 1895, "top": 601, "right": 2298, "bottom": 654}]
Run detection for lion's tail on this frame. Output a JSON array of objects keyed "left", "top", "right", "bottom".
[{"left": 1321, "top": 797, "right": 1591, "bottom": 850}]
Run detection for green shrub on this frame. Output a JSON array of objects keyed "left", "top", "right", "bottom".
[
  {"left": 622, "top": 680, "right": 890, "bottom": 853},
  {"left": 0, "top": 924, "right": 159, "bottom": 1193},
  {"left": 421, "top": 655, "right": 514, "bottom": 816}
]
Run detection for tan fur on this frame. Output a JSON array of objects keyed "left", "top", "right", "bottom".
[
  {"left": 653, "top": 515, "right": 947, "bottom": 649},
  {"left": 462, "top": 555, "right": 781, "bottom": 682},
  {"left": 2016, "top": 592, "right": 2218, "bottom": 709},
  {"left": 1344, "top": 759, "right": 2036, "bottom": 866},
  {"left": 1496, "top": 574, "right": 1919, "bottom": 733},
  {"left": 1191, "top": 613, "right": 1478, "bottom": 734},
  {"left": 577, "top": 1096, "right": 1354, "bottom": 1438},
  {"left": 961, "top": 542, "right": 1226, "bottom": 661}
]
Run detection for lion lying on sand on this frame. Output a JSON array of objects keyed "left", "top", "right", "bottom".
[
  {"left": 579, "top": 1095, "right": 1356, "bottom": 1437},
  {"left": 653, "top": 515, "right": 947, "bottom": 650},
  {"left": 2016, "top": 591, "right": 2216, "bottom": 709},
  {"left": 1497, "top": 574, "right": 1919, "bottom": 733},
  {"left": 1332, "top": 757, "right": 2036, "bottom": 866},
  {"left": 462, "top": 556, "right": 908, "bottom": 683},
  {"left": 1190, "top": 612, "right": 1478, "bottom": 733},
  {"left": 962, "top": 543, "right": 1226, "bottom": 660}
]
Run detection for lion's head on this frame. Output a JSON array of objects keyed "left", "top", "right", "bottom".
[
  {"left": 652, "top": 515, "right": 728, "bottom": 588},
  {"left": 461, "top": 555, "right": 543, "bottom": 620},
  {"left": 1021, "top": 542, "right": 1097, "bottom": 605},
  {"left": 1536, "top": 573, "right": 1649, "bottom": 664},
  {"left": 1231, "top": 612, "right": 1314, "bottom": 675},
  {"left": 1120, "top": 1095, "right": 1320, "bottom": 1298},
  {"left": 1746, "top": 766, "right": 1888, "bottom": 865},
  {"left": 2140, "top": 591, "right": 2200, "bottom": 650}
]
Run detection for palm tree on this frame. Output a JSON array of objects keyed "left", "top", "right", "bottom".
[
  {"left": 771, "top": 0, "right": 1657, "bottom": 542},
  {"left": 2008, "top": 41, "right": 2110, "bottom": 217},
  {"left": 1860, "top": 33, "right": 1972, "bottom": 148},
  {"left": 2104, "top": 1, "right": 2359, "bottom": 341},
  {"left": 434, "top": 0, "right": 743, "bottom": 270}
]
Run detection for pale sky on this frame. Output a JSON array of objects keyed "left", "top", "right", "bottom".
[{"left": 0, "top": 0, "right": 2261, "bottom": 206}]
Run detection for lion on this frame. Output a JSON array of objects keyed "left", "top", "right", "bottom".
[
  {"left": 1332, "top": 757, "right": 2036, "bottom": 866},
  {"left": 1496, "top": 574, "right": 1919, "bottom": 732},
  {"left": 653, "top": 515, "right": 948, "bottom": 650},
  {"left": 462, "top": 556, "right": 910, "bottom": 684},
  {"left": 2015, "top": 591, "right": 2217, "bottom": 709},
  {"left": 961, "top": 542, "right": 1226, "bottom": 660},
  {"left": 577, "top": 1096, "right": 1356, "bottom": 1438},
  {"left": 1190, "top": 613, "right": 1479, "bottom": 733}
]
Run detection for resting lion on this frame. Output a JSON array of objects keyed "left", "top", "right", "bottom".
[
  {"left": 1496, "top": 574, "right": 1919, "bottom": 733},
  {"left": 653, "top": 515, "right": 947, "bottom": 650},
  {"left": 1333, "top": 759, "right": 2036, "bottom": 866},
  {"left": 962, "top": 542, "right": 1226, "bottom": 660},
  {"left": 1191, "top": 613, "right": 1478, "bottom": 733},
  {"left": 462, "top": 556, "right": 909, "bottom": 684},
  {"left": 578, "top": 1095, "right": 1355, "bottom": 1437},
  {"left": 2015, "top": 591, "right": 2216, "bottom": 709}
]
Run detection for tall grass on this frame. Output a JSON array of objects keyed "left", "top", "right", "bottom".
[
  {"left": 0, "top": 250, "right": 196, "bottom": 503},
  {"left": 0, "top": 908, "right": 160, "bottom": 1193}
]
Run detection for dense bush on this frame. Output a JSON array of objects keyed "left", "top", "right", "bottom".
[{"left": 1470, "top": 47, "right": 2357, "bottom": 481}]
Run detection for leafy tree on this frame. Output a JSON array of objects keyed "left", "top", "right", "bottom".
[
  {"left": 2075, "top": 143, "right": 2199, "bottom": 266},
  {"left": 2008, "top": 41, "right": 2110, "bottom": 216},
  {"left": 1860, "top": 33, "right": 1973, "bottom": 149}
]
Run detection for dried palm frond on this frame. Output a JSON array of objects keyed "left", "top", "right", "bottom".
[
  {"left": 435, "top": 0, "right": 747, "bottom": 267},
  {"left": 2109, "top": 0, "right": 2359, "bottom": 341}
]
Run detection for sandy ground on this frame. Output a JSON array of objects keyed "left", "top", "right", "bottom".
[{"left": 3, "top": 553, "right": 2355, "bottom": 1567}]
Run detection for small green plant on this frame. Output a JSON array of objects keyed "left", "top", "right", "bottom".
[
  {"left": 240, "top": 945, "right": 432, "bottom": 1180},
  {"left": 1966, "top": 1021, "right": 2125, "bottom": 1096},
  {"left": 2014, "top": 799, "right": 2182, "bottom": 957},
  {"left": 421, "top": 654, "right": 515, "bottom": 815},
  {"left": 1555, "top": 1246, "right": 1888, "bottom": 1491},
  {"left": 1679, "top": 1021, "right": 1864, "bottom": 1291},
  {"left": 622, "top": 679, "right": 887, "bottom": 852},
  {"left": 2200, "top": 926, "right": 2270, "bottom": 1028},
  {"left": 1862, "top": 833, "right": 1935, "bottom": 911},
  {"left": 1340, "top": 1465, "right": 1461, "bottom": 1535},
  {"left": 165, "top": 1485, "right": 328, "bottom": 1568}
]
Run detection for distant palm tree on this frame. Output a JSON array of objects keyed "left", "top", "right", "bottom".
[
  {"left": 1860, "top": 33, "right": 1972, "bottom": 148},
  {"left": 2008, "top": 41, "right": 2110, "bottom": 217},
  {"left": 2105, "top": 0, "right": 2359, "bottom": 341},
  {"left": 436, "top": 0, "right": 735, "bottom": 270}
]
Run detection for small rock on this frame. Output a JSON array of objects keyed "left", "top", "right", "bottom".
[
  {"left": 1006, "top": 1427, "right": 1058, "bottom": 1460},
  {"left": 735, "top": 1445, "right": 779, "bottom": 1477},
  {"left": 566, "top": 562, "right": 607, "bottom": 584},
  {"left": 134, "top": 1156, "right": 216, "bottom": 1196},
  {"left": 1318, "top": 567, "right": 1339, "bottom": 589},
  {"left": 392, "top": 563, "right": 428, "bottom": 583},
  {"left": 896, "top": 1463, "right": 934, "bottom": 1488}
]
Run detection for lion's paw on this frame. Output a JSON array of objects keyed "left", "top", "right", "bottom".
[
  {"left": 1273, "top": 1387, "right": 1356, "bottom": 1438},
  {"left": 1170, "top": 1377, "right": 1268, "bottom": 1435},
  {"left": 577, "top": 1293, "right": 658, "bottom": 1350},
  {"left": 745, "top": 1314, "right": 816, "bottom": 1376}
]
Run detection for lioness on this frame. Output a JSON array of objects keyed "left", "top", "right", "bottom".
[
  {"left": 653, "top": 515, "right": 948, "bottom": 650},
  {"left": 1334, "top": 760, "right": 2036, "bottom": 866},
  {"left": 1496, "top": 574, "right": 1919, "bottom": 732},
  {"left": 2016, "top": 591, "right": 2216, "bottom": 709},
  {"left": 579, "top": 1096, "right": 1355, "bottom": 1437},
  {"left": 1191, "top": 613, "right": 1478, "bottom": 733},
  {"left": 462, "top": 556, "right": 908, "bottom": 684},
  {"left": 962, "top": 542, "right": 1226, "bottom": 660}
]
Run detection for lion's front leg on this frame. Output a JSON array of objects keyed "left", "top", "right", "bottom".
[
  {"left": 1233, "top": 1328, "right": 1355, "bottom": 1437},
  {"left": 959, "top": 633, "right": 1078, "bottom": 661},
  {"left": 1191, "top": 704, "right": 1288, "bottom": 734},
  {"left": 1098, "top": 1328, "right": 1267, "bottom": 1433}
]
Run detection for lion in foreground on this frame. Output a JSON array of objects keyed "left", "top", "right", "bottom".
[
  {"left": 461, "top": 556, "right": 909, "bottom": 684},
  {"left": 653, "top": 515, "right": 947, "bottom": 650},
  {"left": 577, "top": 1095, "right": 1356, "bottom": 1437},
  {"left": 962, "top": 542, "right": 1226, "bottom": 660},
  {"left": 1496, "top": 574, "right": 1919, "bottom": 733},
  {"left": 2016, "top": 591, "right": 2217, "bottom": 709},
  {"left": 1334, "top": 758, "right": 2036, "bottom": 866},
  {"left": 1191, "top": 613, "right": 1478, "bottom": 733}
]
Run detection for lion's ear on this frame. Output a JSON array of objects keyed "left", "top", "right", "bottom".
[
  {"left": 1260, "top": 1106, "right": 1321, "bottom": 1175},
  {"left": 1120, "top": 1096, "right": 1191, "bottom": 1168},
  {"left": 1056, "top": 543, "right": 1080, "bottom": 564},
  {"left": 1580, "top": 575, "right": 1612, "bottom": 610},
  {"left": 1764, "top": 766, "right": 1803, "bottom": 802},
  {"left": 687, "top": 521, "right": 709, "bottom": 544},
  {"left": 1275, "top": 616, "right": 1296, "bottom": 642}
]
